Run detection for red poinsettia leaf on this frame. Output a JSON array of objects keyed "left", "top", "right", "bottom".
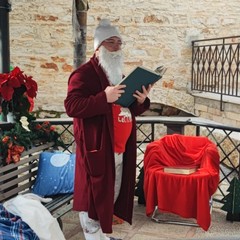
[
  {"left": 0, "top": 85, "right": 14, "bottom": 101},
  {"left": 6, "top": 145, "right": 25, "bottom": 164},
  {"left": 6, "top": 151, "right": 12, "bottom": 164},
  {"left": 25, "top": 78, "right": 38, "bottom": 98},
  {"left": 11, "top": 66, "right": 21, "bottom": 75},
  {"left": 26, "top": 88, "right": 36, "bottom": 98},
  {"left": 26, "top": 96, "right": 34, "bottom": 112},
  {"left": 0, "top": 73, "right": 20, "bottom": 100},
  {"left": 2, "top": 136, "right": 10, "bottom": 144},
  {"left": 9, "top": 67, "right": 26, "bottom": 86},
  {"left": 8, "top": 77, "right": 22, "bottom": 88},
  {"left": 0, "top": 73, "right": 9, "bottom": 85},
  {"left": 12, "top": 154, "right": 21, "bottom": 163},
  {"left": 35, "top": 124, "right": 42, "bottom": 130},
  {"left": 26, "top": 76, "right": 38, "bottom": 89}
]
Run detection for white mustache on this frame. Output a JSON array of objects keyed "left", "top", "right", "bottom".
[{"left": 110, "top": 50, "right": 122, "bottom": 58}]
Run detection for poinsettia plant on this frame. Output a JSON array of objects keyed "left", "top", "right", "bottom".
[
  {"left": 0, "top": 66, "right": 38, "bottom": 120},
  {"left": 0, "top": 67, "right": 65, "bottom": 165}
]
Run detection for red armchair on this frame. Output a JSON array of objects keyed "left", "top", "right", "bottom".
[{"left": 144, "top": 134, "right": 220, "bottom": 231}]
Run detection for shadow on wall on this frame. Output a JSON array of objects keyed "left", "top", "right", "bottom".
[{"left": 142, "top": 103, "right": 195, "bottom": 117}]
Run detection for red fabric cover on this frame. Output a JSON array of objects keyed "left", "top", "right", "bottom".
[{"left": 144, "top": 134, "right": 220, "bottom": 231}]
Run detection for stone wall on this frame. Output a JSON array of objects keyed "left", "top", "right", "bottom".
[
  {"left": 8, "top": 0, "right": 240, "bottom": 125},
  {"left": 193, "top": 93, "right": 240, "bottom": 127}
]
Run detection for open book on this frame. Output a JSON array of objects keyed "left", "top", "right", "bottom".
[
  {"left": 115, "top": 66, "right": 167, "bottom": 107},
  {"left": 163, "top": 165, "right": 198, "bottom": 175}
]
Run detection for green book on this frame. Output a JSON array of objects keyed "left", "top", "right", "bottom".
[{"left": 115, "top": 66, "right": 166, "bottom": 107}]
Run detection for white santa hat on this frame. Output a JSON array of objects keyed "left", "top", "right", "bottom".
[{"left": 94, "top": 19, "right": 122, "bottom": 51}]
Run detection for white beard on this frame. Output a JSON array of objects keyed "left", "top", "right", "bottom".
[{"left": 98, "top": 46, "right": 124, "bottom": 85}]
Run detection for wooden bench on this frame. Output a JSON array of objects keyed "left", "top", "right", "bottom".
[{"left": 0, "top": 141, "right": 73, "bottom": 229}]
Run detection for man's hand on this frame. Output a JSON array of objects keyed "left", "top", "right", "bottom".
[
  {"left": 104, "top": 85, "right": 126, "bottom": 103},
  {"left": 133, "top": 84, "right": 152, "bottom": 105}
]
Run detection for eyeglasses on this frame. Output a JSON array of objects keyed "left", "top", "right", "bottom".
[{"left": 103, "top": 40, "right": 125, "bottom": 48}]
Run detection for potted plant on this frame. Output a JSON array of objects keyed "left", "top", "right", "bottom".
[{"left": 0, "top": 66, "right": 38, "bottom": 122}]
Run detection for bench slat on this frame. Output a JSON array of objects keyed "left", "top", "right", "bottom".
[
  {"left": 52, "top": 202, "right": 73, "bottom": 219},
  {"left": 45, "top": 194, "right": 73, "bottom": 212},
  {"left": 0, "top": 181, "right": 34, "bottom": 201},
  {"left": 0, "top": 170, "right": 37, "bottom": 192},
  {"left": 20, "top": 142, "right": 55, "bottom": 158},
  {"left": 0, "top": 162, "right": 38, "bottom": 183}
]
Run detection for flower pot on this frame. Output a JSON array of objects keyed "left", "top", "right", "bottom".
[{"left": 7, "top": 112, "right": 16, "bottom": 123}]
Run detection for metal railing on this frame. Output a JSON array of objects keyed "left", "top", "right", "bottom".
[
  {"left": 34, "top": 117, "right": 240, "bottom": 204},
  {"left": 1, "top": 117, "right": 240, "bottom": 203},
  {"left": 191, "top": 36, "right": 240, "bottom": 110}
]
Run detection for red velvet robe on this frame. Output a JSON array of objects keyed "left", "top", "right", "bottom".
[{"left": 64, "top": 55, "right": 150, "bottom": 233}]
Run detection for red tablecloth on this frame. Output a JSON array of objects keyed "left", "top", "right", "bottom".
[{"left": 144, "top": 134, "right": 220, "bottom": 231}]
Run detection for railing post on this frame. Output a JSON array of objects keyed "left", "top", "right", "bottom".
[
  {"left": 0, "top": 0, "right": 12, "bottom": 74},
  {"left": 220, "top": 38, "right": 225, "bottom": 111},
  {"left": 191, "top": 40, "right": 194, "bottom": 91}
]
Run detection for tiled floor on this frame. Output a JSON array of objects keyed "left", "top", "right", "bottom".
[{"left": 61, "top": 199, "right": 240, "bottom": 240}]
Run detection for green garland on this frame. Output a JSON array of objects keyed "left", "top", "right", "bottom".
[{"left": 0, "top": 119, "right": 65, "bottom": 166}]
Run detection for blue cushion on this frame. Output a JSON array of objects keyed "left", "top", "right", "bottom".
[{"left": 32, "top": 151, "right": 75, "bottom": 197}]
